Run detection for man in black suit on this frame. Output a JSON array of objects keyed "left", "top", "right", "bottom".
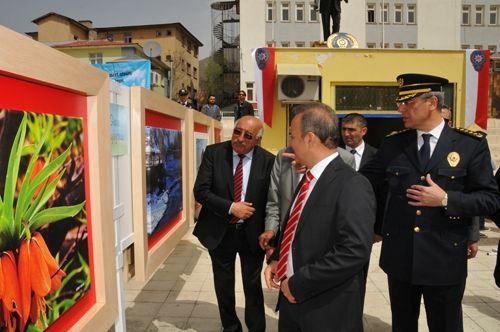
[
  {"left": 361, "top": 73, "right": 500, "bottom": 331},
  {"left": 193, "top": 116, "right": 274, "bottom": 332},
  {"left": 341, "top": 113, "right": 377, "bottom": 171},
  {"left": 234, "top": 90, "right": 254, "bottom": 121},
  {"left": 264, "top": 103, "right": 375, "bottom": 331},
  {"left": 314, "top": 0, "right": 348, "bottom": 41}
]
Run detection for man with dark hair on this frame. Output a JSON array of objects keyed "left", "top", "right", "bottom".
[
  {"left": 341, "top": 113, "right": 377, "bottom": 171},
  {"left": 442, "top": 104, "right": 453, "bottom": 127},
  {"left": 194, "top": 116, "right": 274, "bottom": 332},
  {"left": 264, "top": 102, "right": 375, "bottom": 331},
  {"left": 314, "top": 0, "right": 348, "bottom": 41},
  {"left": 201, "top": 94, "right": 222, "bottom": 121},
  {"left": 177, "top": 88, "right": 193, "bottom": 108},
  {"left": 361, "top": 73, "right": 500, "bottom": 331},
  {"left": 234, "top": 90, "right": 254, "bottom": 121}
]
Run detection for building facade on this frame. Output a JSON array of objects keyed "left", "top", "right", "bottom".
[{"left": 30, "top": 12, "right": 202, "bottom": 100}]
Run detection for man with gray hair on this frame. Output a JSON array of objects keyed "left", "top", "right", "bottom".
[{"left": 361, "top": 73, "right": 500, "bottom": 331}]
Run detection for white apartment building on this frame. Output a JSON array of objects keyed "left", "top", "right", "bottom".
[{"left": 239, "top": 0, "right": 500, "bottom": 104}]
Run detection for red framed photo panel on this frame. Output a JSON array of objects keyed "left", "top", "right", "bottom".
[{"left": 1, "top": 26, "right": 117, "bottom": 332}]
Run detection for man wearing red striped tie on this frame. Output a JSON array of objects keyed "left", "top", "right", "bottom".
[{"left": 264, "top": 103, "right": 375, "bottom": 331}]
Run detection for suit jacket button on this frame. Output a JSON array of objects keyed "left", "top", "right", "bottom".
[
  {"left": 386, "top": 233, "right": 390, "bottom": 237},
  {"left": 453, "top": 242, "right": 458, "bottom": 247},
  {"left": 395, "top": 172, "right": 399, "bottom": 176},
  {"left": 451, "top": 175, "right": 455, "bottom": 180},
  {"left": 416, "top": 210, "right": 422, "bottom": 216},
  {"left": 414, "top": 226, "right": 421, "bottom": 233}
]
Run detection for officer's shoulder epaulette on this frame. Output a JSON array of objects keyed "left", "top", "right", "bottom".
[
  {"left": 385, "top": 128, "right": 410, "bottom": 138},
  {"left": 453, "top": 127, "right": 487, "bottom": 140}
]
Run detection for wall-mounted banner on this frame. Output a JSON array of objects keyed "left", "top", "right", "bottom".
[{"left": 94, "top": 60, "right": 151, "bottom": 88}]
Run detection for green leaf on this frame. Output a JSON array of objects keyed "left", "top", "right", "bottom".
[
  {"left": 1, "top": 113, "right": 27, "bottom": 240},
  {"left": 23, "top": 171, "right": 65, "bottom": 224},
  {"left": 30, "top": 201, "right": 85, "bottom": 230}
]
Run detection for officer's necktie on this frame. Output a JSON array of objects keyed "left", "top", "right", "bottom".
[
  {"left": 230, "top": 154, "right": 245, "bottom": 224},
  {"left": 420, "top": 134, "right": 432, "bottom": 168},
  {"left": 276, "top": 171, "right": 314, "bottom": 281}
]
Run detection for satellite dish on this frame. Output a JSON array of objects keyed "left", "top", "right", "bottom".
[{"left": 143, "top": 41, "right": 162, "bottom": 58}]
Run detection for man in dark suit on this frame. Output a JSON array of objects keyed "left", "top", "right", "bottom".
[
  {"left": 193, "top": 116, "right": 274, "bottom": 332},
  {"left": 264, "top": 103, "right": 375, "bottom": 331},
  {"left": 360, "top": 73, "right": 500, "bottom": 331},
  {"left": 341, "top": 112, "right": 377, "bottom": 171},
  {"left": 234, "top": 90, "right": 254, "bottom": 121},
  {"left": 258, "top": 146, "right": 355, "bottom": 256},
  {"left": 314, "top": 0, "right": 348, "bottom": 41}
]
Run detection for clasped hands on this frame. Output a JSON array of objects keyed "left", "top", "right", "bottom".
[
  {"left": 231, "top": 201, "right": 255, "bottom": 219},
  {"left": 406, "top": 174, "right": 446, "bottom": 207},
  {"left": 264, "top": 261, "right": 297, "bottom": 303}
]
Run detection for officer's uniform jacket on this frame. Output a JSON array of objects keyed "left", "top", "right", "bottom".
[{"left": 361, "top": 125, "right": 500, "bottom": 285}]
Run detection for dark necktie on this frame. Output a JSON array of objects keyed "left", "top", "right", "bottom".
[
  {"left": 276, "top": 171, "right": 314, "bottom": 281},
  {"left": 420, "top": 134, "right": 432, "bottom": 168},
  {"left": 350, "top": 149, "right": 356, "bottom": 155},
  {"left": 230, "top": 154, "right": 245, "bottom": 224}
]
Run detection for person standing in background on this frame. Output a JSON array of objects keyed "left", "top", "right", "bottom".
[
  {"left": 201, "top": 94, "right": 222, "bottom": 121},
  {"left": 177, "top": 88, "right": 193, "bottom": 109},
  {"left": 314, "top": 0, "right": 348, "bottom": 41},
  {"left": 234, "top": 90, "right": 254, "bottom": 121},
  {"left": 341, "top": 113, "right": 377, "bottom": 171}
]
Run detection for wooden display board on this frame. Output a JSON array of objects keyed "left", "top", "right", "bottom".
[
  {"left": 130, "top": 87, "right": 189, "bottom": 282},
  {"left": 0, "top": 26, "right": 117, "bottom": 331}
]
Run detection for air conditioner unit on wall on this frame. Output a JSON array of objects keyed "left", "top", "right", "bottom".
[{"left": 277, "top": 75, "right": 320, "bottom": 102}]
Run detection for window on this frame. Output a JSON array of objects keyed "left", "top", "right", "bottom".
[
  {"left": 367, "top": 43, "right": 376, "bottom": 48},
  {"left": 194, "top": 47, "right": 198, "bottom": 58},
  {"left": 367, "top": 3, "right": 375, "bottom": 23},
  {"left": 407, "top": 43, "right": 417, "bottom": 49},
  {"left": 181, "top": 59, "right": 185, "bottom": 72},
  {"left": 489, "top": 5, "right": 498, "bottom": 25},
  {"left": 266, "top": 2, "right": 274, "bottom": 22},
  {"left": 407, "top": 4, "right": 416, "bottom": 24},
  {"left": 309, "top": 3, "right": 318, "bottom": 22},
  {"left": 281, "top": 41, "right": 290, "bottom": 47},
  {"left": 381, "top": 42, "right": 389, "bottom": 49},
  {"left": 296, "top": 41, "right": 305, "bottom": 47},
  {"left": 461, "top": 44, "right": 470, "bottom": 50},
  {"left": 187, "top": 42, "right": 192, "bottom": 53},
  {"left": 193, "top": 67, "right": 197, "bottom": 79},
  {"left": 156, "top": 30, "right": 162, "bottom": 37},
  {"left": 89, "top": 53, "right": 103, "bottom": 64},
  {"left": 106, "top": 33, "right": 113, "bottom": 41},
  {"left": 281, "top": 3, "right": 290, "bottom": 22},
  {"left": 124, "top": 32, "right": 132, "bottom": 43},
  {"left": 394, "top": 4, "right": 403, "bottom": 24},
  {"left": 462, "top": 5, "right": 471, "bottom": 25},
  {"left": 246, "top": 82, "right": 254, "bottom": 101},
  {"left": 296, "top": 3, "right": 305, "bottom": 22},
  {"left": 381, "top": 3, "right": 389, "bottom": 23},
  {"left": 335, "top": 86, "right": 400, "bottom": 111},
  {"left": 474, "top": 44, "right": 483, "bottom": 50},
  {"left": 266, "top": 41, "right": 276, "bottom": 47},
  {"left": 187, "top": 63, "right": 191, "bottom": 76},
  {"left": 394, "top": 43, "right": 403, "bottom": 49},
  {"left": 475, "top": 5, "right": 484, "bottom": 25},
  {"left": 166, "top": 30, "right": 172, "bottom": 36},
  {"left": 488, "top": 45, "right": 497, "bottom": 53}
]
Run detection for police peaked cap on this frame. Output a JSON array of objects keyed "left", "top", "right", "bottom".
[{"left": 396, "top": 73, "right": 449, "bottom": 102}]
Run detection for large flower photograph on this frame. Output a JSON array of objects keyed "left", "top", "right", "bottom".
[{"left": 0, "top": 109, "right": 89, "bottom": 331}]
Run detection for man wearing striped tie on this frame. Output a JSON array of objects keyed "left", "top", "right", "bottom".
[
  {"left": 264, "top": 103, "right": 375, "bottom": 331},
  {"left": 194, "top": 116, "right": 274, "bottom": 332}
]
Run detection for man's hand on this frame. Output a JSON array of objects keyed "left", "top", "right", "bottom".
[
  {"left": 407, "top": 174, "right": 446, "bottom": 207},
  {"left": 283, "top": 152, "right": 307, "bottom": 174},
  {"left": 467, "top": 241, "right": 478, "bottom": 259},
  {"left": 264, "top": 261, "right": 280, "bottom": 289},
  {"left": 231, "top": 201, "right": 255, "bottom": 219},
  {"left": 373, "top": 234, "right": 383, "bottom": 243},
  {"left": 280, "top": 279, "right": 297, "bottom": 303},
  {"left": 259, "top": 230, "right": 274, "bottom": 250}
]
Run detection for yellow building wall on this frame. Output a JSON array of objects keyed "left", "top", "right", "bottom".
[
  {"left": 261, "top": 48, "right": 467, "bottom": 153},
  {"left": 37, "top": 17, "right": 87, "bottom": 42},
  {"left": 58, "top": 48, "right": 123, "bottom": 64}
]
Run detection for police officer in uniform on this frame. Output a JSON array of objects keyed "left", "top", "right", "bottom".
[
  {"left": 178, "top": 88, "right": 193, "bottom": 108},
  {"left": 360, "top": 73, "right": 500, "bottom": 331}
]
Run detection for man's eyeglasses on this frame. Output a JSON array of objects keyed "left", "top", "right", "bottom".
[
  {"left": 233, "top": 128, "right": 254, "bottom": 140},
  {"left": 239, "top": 93, "right": 245, "bottom": 96}
]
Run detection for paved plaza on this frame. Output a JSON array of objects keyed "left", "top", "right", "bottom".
[{"left": 124, "top": 222, "right": 500, "bottom": 331}]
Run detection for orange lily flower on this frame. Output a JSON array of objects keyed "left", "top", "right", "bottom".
[
  {"left": 1, "top": 251, "right": 22, "bottom": 332},
  {"left": 32, "top": 232, "right": 66, "bottom": 294},
  {"left": 17, "top": 240, "right": 31, "bottom": 331}
]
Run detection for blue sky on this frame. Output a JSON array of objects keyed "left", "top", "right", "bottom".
[{"left": 0, "top": 0, "right": 213, "bottom": 58}]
